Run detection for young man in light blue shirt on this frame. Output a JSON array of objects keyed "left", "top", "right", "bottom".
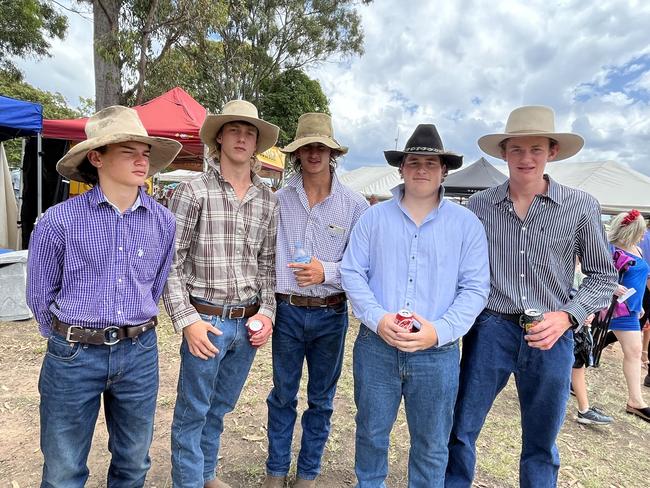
[
  {"left": 263, "top": 113, "right": 368, "bottom": 488},
  {"left": 341, "top": 124, "right": 490, "bottom": 488}
]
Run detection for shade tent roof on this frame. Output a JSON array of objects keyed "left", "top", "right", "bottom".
[
  {"left": 543, "top": 160, "right": 650, "bottom": 214},
  {"left": 0, "top": 95, "right": 43, "bottom": 142},
  {"left": 42, "top": 87, "right": 207, "bottom": 163},
  {"left": 444, "top": 157, "right": 507, "bottom": 196},
  {"left": 338, "top": 165, "right": 400, "bottom": 200}
]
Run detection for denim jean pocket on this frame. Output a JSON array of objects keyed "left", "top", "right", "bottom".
[
  {"left": 358, "top": 324, "right": 372, "bottom": 339},
  {"left": 330, "top": 302, "right": 348, "bottom": 315},
  {"left": 46, "top": 334, "right": 82, "bottom": 361},
  {"left": 135, "top": 329, "right": 158, "bottom": 351}
]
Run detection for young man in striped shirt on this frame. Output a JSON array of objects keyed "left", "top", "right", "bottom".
[
  {"left": 27, "top": 106, "right": 181, "bottom": 487},
  {"left": 446, "top": 106, "right": 618, "bottom": 488},
  {"left": 263, "top": 113, "right": 368, "bottom": 488},
  {"left": 163, "top": 100, "right": 279, "bottom": 488}
]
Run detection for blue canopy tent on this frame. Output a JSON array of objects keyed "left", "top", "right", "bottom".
[{"left": 0, "top": 95, "right": 44, "bottom": 216}]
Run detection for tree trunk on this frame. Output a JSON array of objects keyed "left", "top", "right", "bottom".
[{"left": 93, "top": 0, "right": 122, "bottom": 109}]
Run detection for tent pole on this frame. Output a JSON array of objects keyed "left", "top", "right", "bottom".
[{"left": 37, "top": 133, "right": 43, "bottom": 218}]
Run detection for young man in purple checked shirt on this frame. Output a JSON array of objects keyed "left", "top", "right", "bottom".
[{"left": 26, "top": 106, "right": 181, "bottom": 488}]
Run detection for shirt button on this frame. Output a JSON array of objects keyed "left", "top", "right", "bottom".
[
  {"left": 118, "top": 278, "right": 122, "bottom": 283},
  {"left": 409, "top": 278, "right": 413, "bottom": 282},
  {"left": 520, "top": 274, "right": 525, "bottom": 278},
  {"left": 118, "top": 246, "right": 123, "bottom": 251},
  {"left": 117, "top": 311, "right": 122, "bottom": 315},
  {"left": 522, "top": 296, "right": 527, "bottom": 300},
  {"left": 508, "top": 208, "right": 513, "bottom": 212},
  {"left": 520, "top": 250, "right": 525, "bottom": 254},
  {"left": 521, "top": 227, "right": 527, "bottom": 231},
  {"left": 414, "top": 234, "right": 418, "bottom": 238},
  {"left": 411, "top": 256, "right": 415, "bottom": 260}
]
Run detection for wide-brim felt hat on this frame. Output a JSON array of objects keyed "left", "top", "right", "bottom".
[
  {"left": 384, "top": 124, "right": 463, "bottom": 170},
  {"left": 200, "top": 100, "right": 279, "bottom": 154},
  {"left": 478, "top": 105, "right": 584, "bottom": 161},
  {"left": 281, "top": 112, "right": 348, "bottom": 154},
  {"left": 56, "top": 105, "right": 182, "bottom": 184}
]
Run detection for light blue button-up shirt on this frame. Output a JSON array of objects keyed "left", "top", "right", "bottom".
[{"left": 341, "top": 184, "right": 490, "bottom": 346}]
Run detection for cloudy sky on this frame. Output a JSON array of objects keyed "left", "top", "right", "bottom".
[{"left": 14, "top": 0, "right": 650, "bottom": 174}]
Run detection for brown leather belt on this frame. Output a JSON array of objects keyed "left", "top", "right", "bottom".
[
  {"left": 52, "top": 316, "right": 157, "bottom": 346},
  {"left": 190, "top": 297, "right": 259, "bottom": 319},
  {"left": 276, "top": 293, "right": 346, "bottom": 308}
]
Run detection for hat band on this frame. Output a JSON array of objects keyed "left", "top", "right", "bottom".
[
  {"left": 405, "top": 146, "right": 444, "bottom": 153},
  {"left": 296, "top": 132, "right": 336, "bottom": 139},
  {"left": 508, "top": 129, "right": 552, "bottom": 134}
]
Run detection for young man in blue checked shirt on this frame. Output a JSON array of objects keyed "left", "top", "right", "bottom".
[
  {"left": 163, "top": 100, "right": 279, "bottom": 488},
  {"left": 341, "top": 124, "right": 490, "bottom": 488},
  {"left": 263, "top": 113, "right": 368, "bottom": 488},
  {"left": 26, "top": 106, "right": 181, "bottom": 488},
  {"left": 445, "top": 106, "right": 618, "bottom": 488}
]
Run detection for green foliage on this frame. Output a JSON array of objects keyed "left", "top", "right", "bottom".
[
  {"left": 0, "top": 69, "right": 83, "bottom": 166},
  {"left": 92, "top": 0, "right": 369, "bottom": 109},
  {"left": 0, "top": 0, "right": 68, "bottom": 71},
  {"left": 258, "top": 69, "right": 330, "bottom": 147}
]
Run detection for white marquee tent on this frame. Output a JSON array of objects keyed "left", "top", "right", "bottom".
[{"left": 340, "top": 160, "right": 650, "bottom": 214}]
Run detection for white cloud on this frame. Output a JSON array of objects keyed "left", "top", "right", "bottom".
[{"left": 13, "top": 0, "right": 650, "bottom": 175}]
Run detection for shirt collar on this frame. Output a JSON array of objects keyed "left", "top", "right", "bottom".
[
  {"left": 209, "top": 157, "right": 266, "bottom": 190},
  {"left": 490, "top": 175, "right": 563, "bottom": 205},
  {"left": 89, "top": 185, "right": 148, "bottom": 213},
  {"left": 389, "top": 184, "right": 447, "bottom": 219},
  {"left": 286, "top": 171, "right": 343, "bottom": 196}
]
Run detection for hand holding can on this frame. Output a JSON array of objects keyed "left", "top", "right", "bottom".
[
  {"left": 246, "top": 319, "right": 264, "bottom": 347},
  {"left": 396, "top": 309, "right": 419, "bottom": 333}
]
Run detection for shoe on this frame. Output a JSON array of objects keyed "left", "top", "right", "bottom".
[
  {"left": 625, "top": 404, "right": 650, "bottom": 422},
  {"left": 262, "top": 475, "right": 287, "bottom": 488},
  {"left": 293, "top": 477, "right": 316, "bottom": 488},
  {"left": 576, "top": 406, "right": 613, "bottom": 425},
  {"left": 644, "top": 374, "right": 650, "bottom": 388},
  {"left": 204, "top": 478, "right": 232, "bottom": 488}
]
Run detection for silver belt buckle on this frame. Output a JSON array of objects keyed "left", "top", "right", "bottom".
[
  {"left": 228, "top": 306, "right": 246, "bottom": 320},
  {"left": 103, "top": 326, "right": 120, "bottom": 345},
  {"left": 65, "top": 325, "right": 82, "bottom": 343}
]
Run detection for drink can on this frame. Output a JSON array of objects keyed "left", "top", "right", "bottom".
[
  {"left": 521, "top": 309, "right": 544, "bottom": 332},
  {"left": 396, "top": 309, "right": 417, "bottom": 332},
  {"left": 247, "top": 319, "right": 263, "bottom": 347}
]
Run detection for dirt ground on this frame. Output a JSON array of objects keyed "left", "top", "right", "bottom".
[{"left": 0, "top": 311, "right": 648, "bottom": 488}]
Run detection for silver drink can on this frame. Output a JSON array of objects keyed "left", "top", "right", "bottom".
[{"left": 521, "top": 309, "right": 544, "bottom": 332}]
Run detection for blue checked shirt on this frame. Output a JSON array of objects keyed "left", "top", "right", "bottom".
[
  {"left": 276, "top": 173, "right": 368, "bottom": 296},
  {"left": 27, "top": 185, "right": 176, "bottom": 337},
  {"left": 341, "top": 185, "right": 490, "bottom": 346}
]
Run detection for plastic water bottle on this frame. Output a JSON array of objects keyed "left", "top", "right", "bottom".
[{"left": 293, "top": 241, "right": 311, "bottom": 264}]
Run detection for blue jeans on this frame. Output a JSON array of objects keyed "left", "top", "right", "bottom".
[
  {"left": 446, "top": 310, "right": 574, "bottom": 488},
  {"left": 265, "top": 299, "right": 348, "bottom": 479},
  {"left": 171, "top": 309, "right": 257, "bottom": 487},
  {"left": 39, "top": 328, "right": 159, "bottom": 488},
  {"left": 353, "top": 325, "right": 460, "bottom": 488}
]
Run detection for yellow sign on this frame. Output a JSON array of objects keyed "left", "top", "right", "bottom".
[{"left": 68, "top": 178, "right": 153, "bottom": 197}]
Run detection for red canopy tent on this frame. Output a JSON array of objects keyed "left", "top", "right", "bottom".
[{"left": 43, "top": 87, "right": 207, "bottom": 167}]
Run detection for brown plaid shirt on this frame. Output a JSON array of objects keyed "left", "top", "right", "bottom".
[{"left": 163, "top": 160, "right": 278, "bottom": 331}]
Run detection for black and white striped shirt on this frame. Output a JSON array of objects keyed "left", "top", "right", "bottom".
[{"left": 467, "top": 176, "right": 617, "bottom": 323}]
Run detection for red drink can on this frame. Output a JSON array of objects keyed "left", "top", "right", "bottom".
[
  {"left": 247, "top": 319, "right": 263, "bottom": 347},
  {"left": 396, "top": 309, "right": 417, "bottom": 332}
]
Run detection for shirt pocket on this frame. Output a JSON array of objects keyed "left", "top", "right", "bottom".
[
  {"left": 531, "top": 235, "right": 572, "bottom": 267},
  {"left": 131, "top": 246, "right": 161, "bottom": 282}
]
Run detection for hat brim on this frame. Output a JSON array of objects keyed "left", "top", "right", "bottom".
[
  {"left": 384, "top": 150, "right": 463, "bottom": 170},
  {"left": 478, "top": 132, "right": 584, "bottom": 161},
  {"left": 56, "top": 134, "right": 182, "bottom": 184},
  {"left": 200, "top": 114, "right": 280, "bottom": 155},
  {"left": 281, "top": 135, "right": 348, "bottom": 155}
]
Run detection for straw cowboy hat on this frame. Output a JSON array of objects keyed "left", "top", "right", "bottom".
[
  {"left": 56, "top": 105, "right": 182, "bottom": 184},
  {"left": 200, "top": 100, "right": 279, "bottom": 155},
  {"left": 478, "top": 105, "right": 584, "bottom": 161},
  {"left": 384, "top": 124, "right": 463, "bottom": 170},
  {"left": 281, "top": 113, "right": 348, "bottom": 154}
]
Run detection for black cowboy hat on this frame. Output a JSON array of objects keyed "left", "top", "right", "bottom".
[{"left": 384, "top": 124, "right": 463, "bottom": 170}]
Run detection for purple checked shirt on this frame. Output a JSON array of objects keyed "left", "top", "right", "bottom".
[{"left": 27, "top": 185, "right": 176, "bottom": 337}]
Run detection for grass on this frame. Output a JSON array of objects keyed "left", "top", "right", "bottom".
[{"left": 0, "top": 310, "right": 648, "bottom": 487}]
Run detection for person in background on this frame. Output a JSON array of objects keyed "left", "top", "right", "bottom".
[{"left": 607, "top": 209, "right": 650, "bottom": 422}]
